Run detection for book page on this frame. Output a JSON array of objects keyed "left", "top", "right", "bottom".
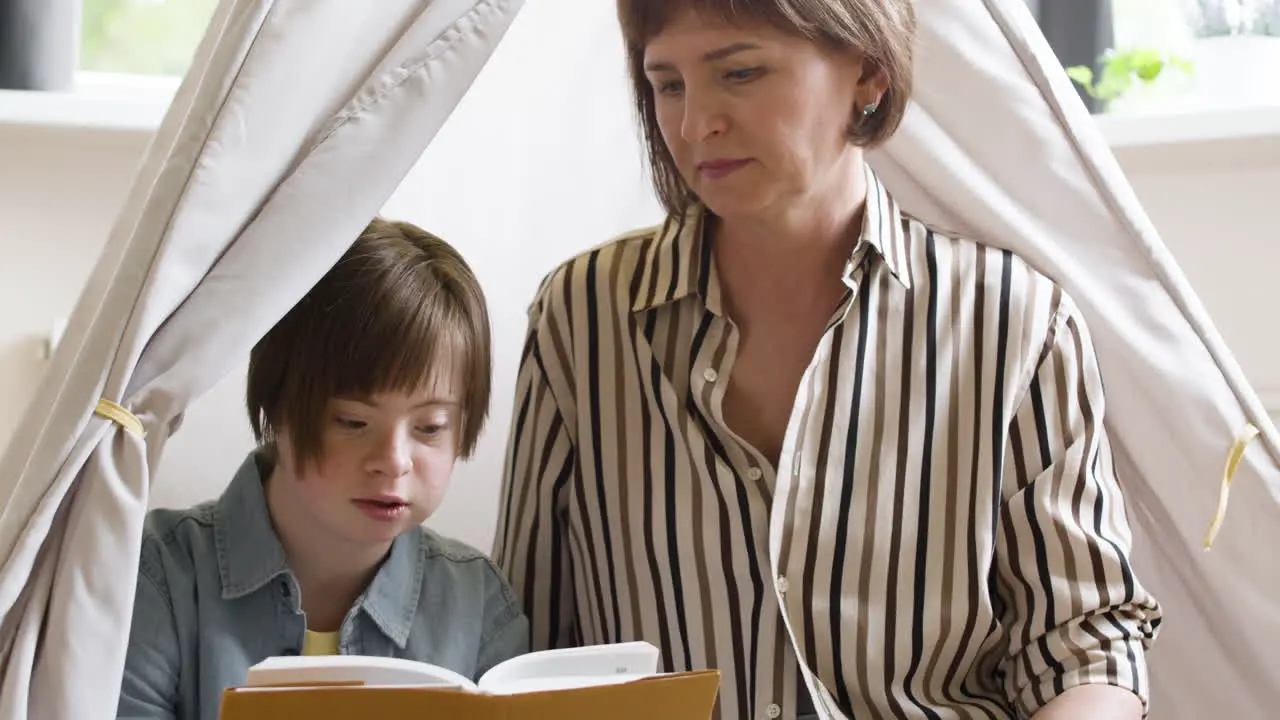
[
  {"left": 477, "top": 641, "right": 661, "bottom": 695},
  {"left": 246, "top": 655, "right": 478, "bottom": 692}
]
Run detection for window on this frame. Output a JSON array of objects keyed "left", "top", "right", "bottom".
[
  {"left": 1106, "top": 0, "right": 1280, "bottom": 112},
  {"left": 80, "top": 0, "right": 218, "bottom": 78},
  {"left": 1113, "top": 0, "right": 1195, "bottom": 49},
  {"left": 1115, "top": 0, "right": 1280, "bottom": 46}
]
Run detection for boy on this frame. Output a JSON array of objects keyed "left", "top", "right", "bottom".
[{"left": 118, "top": 218, "right": 528, "bottom": 719}]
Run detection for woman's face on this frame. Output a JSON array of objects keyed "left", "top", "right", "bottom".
[{"left": 642, "top": 9, "right": 884, "bottom": 220}]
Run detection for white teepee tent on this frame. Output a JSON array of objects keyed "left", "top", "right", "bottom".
[{"left": 0, "top": 0, "right": 1277, "bottom": 719}]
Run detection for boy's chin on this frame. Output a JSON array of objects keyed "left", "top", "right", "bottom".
[
  {"left": 344, "top": 508, "right": 424, "bottom": 542},
  {"left": 348, "top": 519, "right": 411, "bottom": 543}
]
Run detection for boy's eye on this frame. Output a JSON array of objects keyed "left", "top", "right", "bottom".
[
  {"left": 415, "top": 423, "right": 447, "bottom": 436},
  {"left": 335, "top": 417, "right": 366, "bottom": 430}
]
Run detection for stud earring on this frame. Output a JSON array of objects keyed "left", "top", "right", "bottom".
[{"left": 862, "top": 103, "right": 878, "bottom": 118}]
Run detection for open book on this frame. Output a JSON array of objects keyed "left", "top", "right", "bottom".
[
  {"left": 245, "top": 641, "right": 663, "bottom": 695},
  {"left": 222, "top": 641, "right": 721, "bottom": 719}
]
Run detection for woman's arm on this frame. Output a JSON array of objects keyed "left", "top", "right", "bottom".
[
  {"left": 492, "top": 312, "right": 579, "bottom": 651},
  {"left": 995, "top": 296, "right": 1161, "bottom": 719}
]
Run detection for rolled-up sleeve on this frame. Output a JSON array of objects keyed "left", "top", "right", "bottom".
[{"left": 995, "top": 298, "right": 1162, "bottom": 717}]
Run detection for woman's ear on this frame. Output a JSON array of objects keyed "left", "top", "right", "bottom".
[{"left": 856, "top": 60, "right": 891, "bottom": 111}]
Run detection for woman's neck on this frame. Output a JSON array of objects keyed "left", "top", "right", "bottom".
[
  {"left": 715, "top": 155, "right": 869, "bottom": 264},
  {"left": 712, "top": 160, "right": 869, "bottom": 318},
  {"left": 264, "top": 462, "right": 389, "bottom": 632}
]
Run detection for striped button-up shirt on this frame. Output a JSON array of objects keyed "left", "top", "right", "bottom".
[{"left": 493, "top": 170, "right": 1161, "bottom": 720}]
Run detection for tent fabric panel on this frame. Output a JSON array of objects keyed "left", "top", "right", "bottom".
[{"left": 0, "top": 1, "right": 523, "bottom": 718}]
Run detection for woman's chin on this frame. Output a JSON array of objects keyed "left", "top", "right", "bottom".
[{"left": 698, "top": 190, "right": 770, "bottom": 220}]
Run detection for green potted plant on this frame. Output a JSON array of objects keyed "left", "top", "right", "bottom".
[{"left": 1066, "top": 47, "right": 1194, "bottom": 112}]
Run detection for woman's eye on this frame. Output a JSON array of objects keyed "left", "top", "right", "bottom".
[
  {"left": 725, "top": 67, "right": 763, "bottom": 82},
  {"left": 656, "top": 79, "right": 684, "bottom": 95},
  {"left": 334, "top": 417, "right": 366, "bottom": 430}
]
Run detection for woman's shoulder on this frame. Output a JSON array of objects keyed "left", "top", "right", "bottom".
[
  {"left": 526, "top": 221, "right": 669, "bottom": 317},
  {"left": 901, "top": 212, "right": 1071, "bottom": 308},
  {"left": 898, "top": 214, "right": 1091, "bottom": 382}
]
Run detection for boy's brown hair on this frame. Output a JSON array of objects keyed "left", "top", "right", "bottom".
[
  {"left": 247, "top": 217, "right": 491, "bottom": 466},
  {"left": 616, "top": 0, "right": 916, "bottom": 214}
]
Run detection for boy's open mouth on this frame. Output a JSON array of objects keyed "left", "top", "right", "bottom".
[{"left": 352, "top": 498, "right": 409, "bottom": 519}]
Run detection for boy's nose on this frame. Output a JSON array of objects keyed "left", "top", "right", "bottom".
[{"left": 366, "top": 428, "right": 412, "bottom": 477}]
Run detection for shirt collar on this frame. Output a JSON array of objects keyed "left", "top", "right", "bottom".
[
  {"left": 628, "top": 208, "right": 715, "bottom": 313},
  {"left": 630, "top": 165, "right": 911, "bottom": 314},
  {"left": 214, "top": 450, "right": 423, "bottom": 648},
  {"left": 856, "top": 164, "right": 912, "bottom": 290}
]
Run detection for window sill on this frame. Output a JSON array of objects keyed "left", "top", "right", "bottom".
[
  {"left": 2, "top": 74, "right": 1278, "bottom": 152},
  {"left": 1095, "top": 105, "right": 1280, "bottom": 149},
  {"left": 0, "top": 72, "right": 177, "bottom": 134}
]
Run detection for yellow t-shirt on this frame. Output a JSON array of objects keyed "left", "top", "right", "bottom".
[{"left": 302, "top": 630, "right": 340, "bottom": 656}]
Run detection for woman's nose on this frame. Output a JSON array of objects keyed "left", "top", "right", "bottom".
[{"left": 681, "top": 91, "right": 727, "bottom": 142}]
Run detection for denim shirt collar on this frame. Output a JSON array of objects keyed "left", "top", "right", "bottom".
[{"left": 213, "top": 451, "right": 425, "bottom": 647}]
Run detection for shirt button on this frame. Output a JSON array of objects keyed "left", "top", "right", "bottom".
[
  {"left": 766, "top": 703, "right": 782, "bottom": 719},
  {"left": 702, "top": 367, "right": 718, "bottom": 383},
  {"left": 747, "top": 467, "right": 763, "bottom": 480},
  {"left": 776, "top": 576, "right": 790, "bottom": 594}
]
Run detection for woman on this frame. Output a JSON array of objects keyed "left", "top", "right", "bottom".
[{"left": 494, "top": 1, "right": 1160, "bottom": 718}]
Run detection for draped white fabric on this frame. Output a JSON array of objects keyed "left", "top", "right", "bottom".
[
  {"left": 1, "top": 0, "right": 1277, "bottom": 718},
  {"left": 0, "top": 1, "right": 523, "bottom": 718}
]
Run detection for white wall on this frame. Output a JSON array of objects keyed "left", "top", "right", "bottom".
[
  {"left": 0, "top": 128, "right": 149, "bottom": 449},
  {"left": 2, "top": 3, "right": 1279, "bottom": 552}
]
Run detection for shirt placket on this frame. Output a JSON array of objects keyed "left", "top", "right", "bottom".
[
  {"left": 692, "top": 236, "right": 871, "bottom": 719},
  {"left": 689, "top": 307, "right": 792, "bottom": 720},
  {"left": 769, "top": 259, "right": 867, "bottom": 720}
]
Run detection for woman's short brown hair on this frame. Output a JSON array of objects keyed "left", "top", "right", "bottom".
[
  {"left": 246, "top": 217, "right": 491, "bottom": 466},
  {"left": 617, "top": 0, "right": 916, "bottom": 214}
]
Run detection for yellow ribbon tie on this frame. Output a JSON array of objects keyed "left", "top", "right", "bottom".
[
  {"left": 1203, "top": 423, "right": 1259, "bottom": 551},
  {"left": 94, "top": 398, "right": 145, "bottom": 439}
]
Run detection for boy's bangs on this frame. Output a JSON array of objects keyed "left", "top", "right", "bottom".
[{"left": 330, "top": 284, "right": 473, "bottom": 404}]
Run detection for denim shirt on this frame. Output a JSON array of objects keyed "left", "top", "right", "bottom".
[{"left": 118, "top": 451, "right": 529, "bottom": 720}]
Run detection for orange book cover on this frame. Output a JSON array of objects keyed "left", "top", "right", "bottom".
[{"left": 218, "top": 669, "right": 721, "bottom": 719}]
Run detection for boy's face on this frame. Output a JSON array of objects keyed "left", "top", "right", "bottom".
[{"left": 276, "top": 381, "right": 461, "bottom": 546}]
